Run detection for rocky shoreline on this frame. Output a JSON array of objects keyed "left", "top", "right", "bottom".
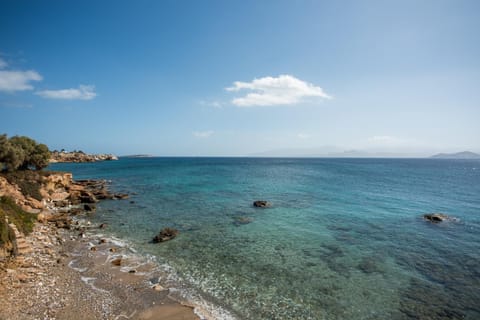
[
  {"left": 50, "top": 151, "right": 118, "bottom": 163},
  {"left": 0, "top": 171, "right": 202, "bottom": 320}
]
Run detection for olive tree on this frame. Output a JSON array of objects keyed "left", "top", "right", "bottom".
[{"left": 0, "top": 134, "right": 51, "bottom": 171}]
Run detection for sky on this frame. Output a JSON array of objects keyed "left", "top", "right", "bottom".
[{"left": 1, "top": 0, "right": 479, "bottom": 156}]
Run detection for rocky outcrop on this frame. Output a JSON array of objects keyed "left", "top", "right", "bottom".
[
  {"left": 423, "top": 213, "right": 451, "bottom": 223},
  {"left": 253, "top": 200, "right": 271, "bottom": 208},
  {"left": 68, "top": 179, "right": 128, "bottom": 206},
  {"left": 50, "top": 151, "right": 118, "bottom": 163},
  {"left": 1, "top": 171, "right": 129, "bottom": 259},
  {"left": 152, "top": 228, "right": 179, "bottom": 243}
]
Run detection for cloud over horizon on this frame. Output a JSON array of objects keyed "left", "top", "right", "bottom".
[
  {"left": 36, "top": 84, "right": 97, "bottom": 100},
  {"left": 226, "top": 75, "right": 332, "bottom": 107},
  {"left": 193, "top": 130, "right": 214, "bottom": 138}
]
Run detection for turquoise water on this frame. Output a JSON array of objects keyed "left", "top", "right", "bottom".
[{"left": 50, "top": 158, "right": 480, "bottom": 319}]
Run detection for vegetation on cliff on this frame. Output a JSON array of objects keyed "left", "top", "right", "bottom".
[
  {"left": 0, "top": 196, "right": 36, "bottom": 246},
  {"left": 0, "top": 134, "right": 51, "bottom": 172},
  {"left": 1, "top": 170, "right": 51, "bottom": 201}
]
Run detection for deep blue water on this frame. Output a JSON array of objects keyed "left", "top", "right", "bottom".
[{"left": 49, "top": 158, "right": 480, "bottom": 319}]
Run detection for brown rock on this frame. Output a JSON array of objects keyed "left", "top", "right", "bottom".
[
  {"left": 99, "top": 223, "right": 107, "bottom": 229},
  {"left": 253, "top": 200, "right": 271, "bottom": 208},
  {"left": 16, "top": 273, "right": 29, "bottom": 283},
  {"left": 152, "top": 284, "right": 166, "bottom": 291},
  {"left": 84, "top": 204, "right": 96, "bottom": 211},
  {"left": 111, "top": 258, "right": 122, "bottom": 266},
  {"left": 152, "top": 227, "right": 179, "bottom": 243},
  {"left": 114, "top": 193, "right": 129, "bottom": 200},
  {"left": 423, "top": 213, "right": 450, "bottom": 223}
]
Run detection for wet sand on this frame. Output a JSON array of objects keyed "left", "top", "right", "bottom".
[{"left": 0, "top": 221, "right": 202, "bottom": 320}]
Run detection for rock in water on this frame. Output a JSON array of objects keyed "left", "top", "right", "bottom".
[
  {"left": 111, "top": 258, "right": 122, "bottom": 266},
  {"left": 253, "top": 200, "right": 271, "bottom": 208},
  {"left": 423, "top": 213, "right": 449, "bottom": 223},
  {"left": 152, "top": 227, "right": 179, "bottom": 243},
  {"left": 84, "top": 204, "right": 96, "bottom": 211}
]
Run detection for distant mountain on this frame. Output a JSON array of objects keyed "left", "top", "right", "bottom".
[
  {"left": 430, "top": 151, "right": 480, "bottom": 159},
  {"left": 249, "top": 147, "right": 422, "bottom": 158}
]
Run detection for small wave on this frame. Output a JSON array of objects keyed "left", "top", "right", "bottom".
[
  {"left": 81, "top": 276, "right": 109, "bottom": 294},
  {"left": 68, "top": 259, "right": 88, "bottom": 272},
  {"left": 73, "top": 218, "right": 236, "bottom": 320},
  {"left": 109, "top": 237, "right": 128, "bottom": 247},
  {"left": 167, "top": 287, "right": 237, "bottom": 320}
]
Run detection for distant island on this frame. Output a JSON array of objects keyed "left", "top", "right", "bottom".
[
  {"left": 122, "top": 154, "right": 154, "bottom": 158},
  {"left": 50, "top": 150, "right": 118, "bottom": 163},
  {"left": 430, "top": 151, "right": 480, "bottom": 159}
]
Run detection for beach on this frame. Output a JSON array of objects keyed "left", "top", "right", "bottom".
[{"left": 0, "top": 220, "right": 202, "bottom": 320}]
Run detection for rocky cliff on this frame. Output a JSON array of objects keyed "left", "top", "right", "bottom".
[{"left": 0, "top": 170, "right": 127, "bottom": 260}]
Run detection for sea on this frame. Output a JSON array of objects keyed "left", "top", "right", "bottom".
[{"left": 49, "top": 157, "right": 480, "bottom": 320}]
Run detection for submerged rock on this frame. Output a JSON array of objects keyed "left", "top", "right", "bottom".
[
  {"left": 357, "top": 257, "right": 383, "bottom": 274},
  {"left": 233, "top": 216, "right": 253, "bottom": 226},
  {"left": 423, "top": 213, "right": 450, "bottom": 223},
  {"left": 152, "top": 227, "right": 179, "bottom": 243},
  {"left": 114, "top": 193, "right": 129, "bottom": 200},
  {"left": 253, "top": 200, "right": 271, "bottom": 208}
]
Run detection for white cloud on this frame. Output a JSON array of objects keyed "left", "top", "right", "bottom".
[
  {"left": 0, "top": 70, "right": 43, "bottom": 92},
  {"left": 193, "top": 130, "right": 214, "bottom": 138},
  {"left": 297, "top": 133, "right": 311, "bottom": 139},
  {"left": 36, "top": 85, "right": 97, "bottom": 100},
  {"left": 0, "top": 58, "right": 7, "bottom": 69},
  {"left": 226, "top": 74, "right": 332, "bottom": 107}
]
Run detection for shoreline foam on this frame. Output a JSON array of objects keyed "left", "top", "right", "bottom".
[
  {"left": 71, "top": 217, "right": 237, "bottom": 320},
  {"left": 0, "top": 219, "right": 205, "bottom": 320}
]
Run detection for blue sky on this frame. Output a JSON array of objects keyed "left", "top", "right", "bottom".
[{"left": 1, "top": 0, "right": 479, "bottom": 156}]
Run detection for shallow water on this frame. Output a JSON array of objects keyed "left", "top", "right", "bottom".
[{"left": 50, "top": 158, "right": 480, "bottom": 319}]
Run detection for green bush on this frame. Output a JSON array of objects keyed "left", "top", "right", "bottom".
[
  {"left": 0, "top": 196, "right": 37, "bottom": 245},
  {"left": 0, "top": 134, "right": 51, "bottom": 172}
]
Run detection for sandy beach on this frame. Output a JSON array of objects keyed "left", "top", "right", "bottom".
[{"left": 0, "top": 219, "right": 201, "bottom": 320}]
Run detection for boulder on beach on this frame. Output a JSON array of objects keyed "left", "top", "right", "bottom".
[
  {"left": 111, "top": 258, "right": 122, "bottom": 266},
  {"left": 152, "top": 227, "right": 179, "bottom": 243},
  {"left": 253, "top": 200, "right": 271, "bottom": 208},
  {"left": 423, "top": 213, "right": 456, "bottom": 223}
]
